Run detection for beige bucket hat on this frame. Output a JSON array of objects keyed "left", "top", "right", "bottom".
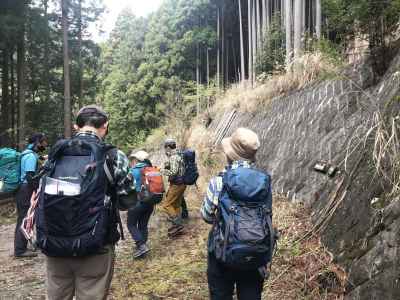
[{"left": 221, "top": 127, "right": 260, "bottom": 161}]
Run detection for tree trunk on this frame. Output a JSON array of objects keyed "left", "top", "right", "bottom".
[
  {"left": 62, "top": 0, "right": 72, "bottom": 138},
  {"left": 252, "top": 0, "right": 257, "bottom": 81},
  {"left": 266, "top": 0, "right": 270, "bottom": 31},
  {"left": 248, "top": 0, "right": 253, "bottom": 84},
  {"left": 238, "top": 0, "right": 246, "bottom": 82},
  {"left": 10, "top": 50, "right": 16, "bottom": 146},
  {"left": 256, "top": 0, "right": 261, "bottom": 51},
  {"left": 285, "top": 0, "right": 292, "bottom": 67},
  {"left": 261, "top": 0, "right": 268, "bottom": 47},
  {"left": 302, "top": 0, "right": 306, "bottom": 34},
  {"left": 2, "top": 48, "right": 10, "bottom": 146},
  {"left": 43, "top": 0, "right": 51, "bottom": 103},
  {"left": 17, "top": 24, "right": 26, "bottom": 149},
  {"left": 196, "top": 42, "right": 200, "bottom": 116},
  {"left": 221, "top": 4, "right": 225, "bottom": 88},
  {"left": 77, "top": 0, "right": 83, "bottom": 108},
  {"left": 294, "top": 0, "right": 303, "bottom": 58},
  {"left": 217, "top": 7, "right": 220, "bottom": 90},
  {"left": 315, "top": 0, "right": 321, "bottom": 39}
]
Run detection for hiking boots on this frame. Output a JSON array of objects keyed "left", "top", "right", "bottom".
[
  {"left": 167, "top": 224, "right": 184, "bottom": 238},
  {"left": 181, "top": 209, "right": 189, "bottom": 219},
  {"left": 14, "top": 250, "right": 38, "bottom": 258},
  {"left": 133, "top": 244, "right": 150, "bottom": 259}
]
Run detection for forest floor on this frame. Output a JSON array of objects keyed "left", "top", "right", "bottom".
[{"left": 0, "top": 190, "right": 346, "bottom": 300}]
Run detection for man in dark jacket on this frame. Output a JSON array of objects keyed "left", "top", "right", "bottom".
[
  {"left": 45, "top": 105, "right": 135, "bottom": 300},
  {"left": 14, "top": 133, "right": 48, "bottom": 258}
]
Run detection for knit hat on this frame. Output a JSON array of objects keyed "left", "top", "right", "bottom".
[
  {"left": 130, "top": 150, "right": 149, "bottom": 162},
  {"left": 221, "top": 128, "right": 260, "bottom": 161}
]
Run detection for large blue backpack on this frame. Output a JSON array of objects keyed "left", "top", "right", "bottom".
[
  {"left": 35, "top": 137, "right": 122, "bottom": 257},
  {"left": 180, "top": 149, "right": 199, "bottom": 185},
  {"left": 0, "top": 148, "right": 33, "bottom": 193},
  {"left": 211, "top": 167, "right": 275, "bottom": 270}
]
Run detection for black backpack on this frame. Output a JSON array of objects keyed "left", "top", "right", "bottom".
[
  {"left": 35, "top": 137, "right": 122, "bottom": 257},
  {"left": 180, "top": 149, "right": 199, "bottom": 185}
]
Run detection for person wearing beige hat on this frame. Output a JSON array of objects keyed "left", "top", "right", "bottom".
[{"left": 201, "top": 127, "right": 274, "bottom": 300}]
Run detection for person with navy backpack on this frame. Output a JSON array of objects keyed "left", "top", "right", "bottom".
[
  {"left": 161, "top": 138, "right": 187, "bottom": 237},
  {"left": 36, "top": 105, "right": 135, "bottom": 300},
  {"left": 14, "top": 133, "right": 48, "bottom": 258},
  {"left": 201, "top": 127, "right": 276, "bottom": 300},
  {"left": 161, "top": 138, "right": 199, "bottom": 238}
]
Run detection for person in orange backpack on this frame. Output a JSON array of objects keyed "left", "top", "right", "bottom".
[{"left": 128, "top": 150, "right": 164, "bottom": 259}]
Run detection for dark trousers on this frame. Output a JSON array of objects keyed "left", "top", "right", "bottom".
[
  {"left": 14, "top": 184, "right": 34, "bottom": 255},
  {"left": 127, "top": 201, "right": 154, "bottom": 246},
  {"left": 207, "top": 252, "right": 264, "bottom": 300},
  {"left": 181, "top": 197, "right": 188, "bottom": 217}
]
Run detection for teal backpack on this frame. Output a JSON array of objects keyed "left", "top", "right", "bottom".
[{"left": 0, "top": 148, "right": 26, "bottom": 193}]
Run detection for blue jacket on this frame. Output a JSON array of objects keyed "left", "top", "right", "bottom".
[{"left": 130, "top": 162, "right": 150, "bottom": 192}]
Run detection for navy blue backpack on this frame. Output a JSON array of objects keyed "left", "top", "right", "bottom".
[
  {"left": 180, "top": 149, "right": 199, "bottom": 185},
  {"left": 35, "top": 137, "right": 122, "bottom": 257},
  {"left": 211, "top": 167, "right": 275, "bottom": 270}
]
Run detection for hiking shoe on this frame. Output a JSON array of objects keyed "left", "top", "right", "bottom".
[
  {"left": 14, "top": 250, "right": 38, "bottom": 258},
  {"left": 133, "top": 244, "right": 150, "bottom": 259},
  {"left": 181, "top": 210, "right": 189, "bottom": 219},
  {"left": 167, "top": 225, "right": 184, "bottom": 238}
]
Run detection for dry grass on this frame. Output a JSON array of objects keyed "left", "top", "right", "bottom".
[{"left": 212, "top": 52, "right": 340, "bottom": 114}]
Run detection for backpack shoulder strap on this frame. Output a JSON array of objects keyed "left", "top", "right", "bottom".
[{"left": 103, "top": 146, "right": 118, "bottom": 185}]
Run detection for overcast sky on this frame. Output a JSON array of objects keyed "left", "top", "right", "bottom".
[{"left": 93, "top": 0, "right": 164, "bottom": 41}]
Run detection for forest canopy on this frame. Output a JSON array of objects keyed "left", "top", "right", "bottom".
[{"left": 1, "top": 0, "right": 399, "bottom": 150}]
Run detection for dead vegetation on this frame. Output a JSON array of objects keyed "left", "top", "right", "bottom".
[{"left": 211, "top": 52, "right": 340, "bottom": 114}]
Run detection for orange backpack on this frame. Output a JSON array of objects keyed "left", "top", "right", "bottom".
[{"left": 139, "top": 166, "right": 165, "bottom": 204}]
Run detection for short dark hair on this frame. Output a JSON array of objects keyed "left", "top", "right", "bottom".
[
  {"left": 28, "top": 133, "right": 47, "bottom": 144},
  {"left": 76, "top": 105, "right": 108, "bottom": 128},
  {"left": 76, "top": 113, "right": 108, "bottom": 128}
]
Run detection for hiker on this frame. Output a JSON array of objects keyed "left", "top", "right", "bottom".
[
  {"left": 127, "top": 150, "right": 155, "bottom": 258},
  {"left": 14, "top": 133, "right": 48, "bottom": 258},
  {"left": 161, "top": 138, "right": 186, "bottom": 237},
  {"left": 201, "top": 128, "right": 274, "bottom": 300},
  {"left": 38, "top": 105, "right": 135, "bottom": 300}
]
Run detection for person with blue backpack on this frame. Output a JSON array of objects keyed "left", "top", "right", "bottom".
[
  {"left": 14, "top": 133, "right": 48, "bottom": 258},
  {"left": 201, "top": 127, "right": 276, "bottom": 300}
]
